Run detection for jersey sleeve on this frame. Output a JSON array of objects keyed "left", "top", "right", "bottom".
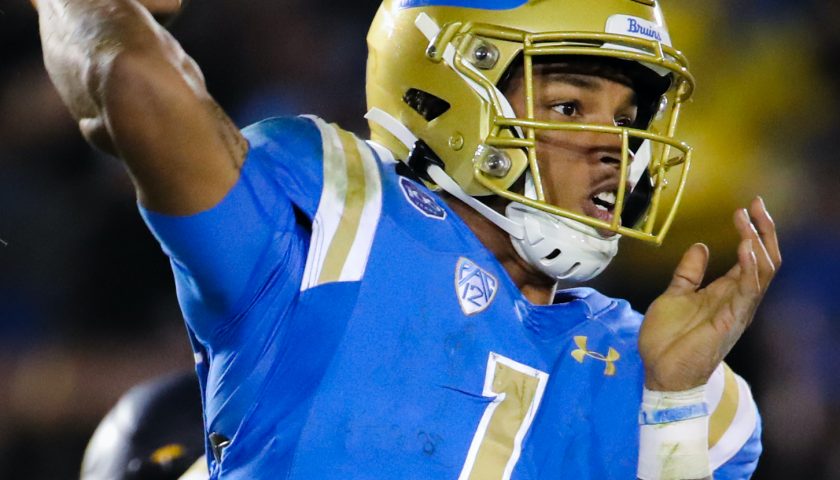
[
  {"left": 139, "top": 116, "right": 325, "bottom": 343},
  {"left": 707, "top": 363, "right": 762, "bottom": 479}
]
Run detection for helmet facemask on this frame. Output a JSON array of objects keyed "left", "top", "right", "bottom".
[{"left": 458, "top": 27, "right": 695, "bottom": 246}]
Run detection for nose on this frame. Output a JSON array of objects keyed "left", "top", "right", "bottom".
[
  {"left": 576, "top": 108, "right": 623, "bottom": 152},
  {"left": 589, "top": 124, "right": 623, "bottom": 168}
]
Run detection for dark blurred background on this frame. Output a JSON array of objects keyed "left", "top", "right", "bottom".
[{"left": 0, "top": 0, "right": 838, "bottom": 478}]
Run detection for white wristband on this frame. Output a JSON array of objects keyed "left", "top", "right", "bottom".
[{"left": 637, "top": 386, "right": 711, "bottom": 480}]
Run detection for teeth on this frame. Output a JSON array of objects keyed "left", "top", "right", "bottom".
[{"left": 595, "top": 191, "right": 616, "bottom": 206}]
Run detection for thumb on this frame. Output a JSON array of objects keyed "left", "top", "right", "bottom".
[{"left": 666, "top": 243, "right": 709, "bottom": 295}]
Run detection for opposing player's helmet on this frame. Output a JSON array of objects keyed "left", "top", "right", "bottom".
[
  {"left": 366, "top": 0, "right": 694, "bottom": 282},
  {"left": 80, "top": 372, "right": 204, "bottom": 480}
]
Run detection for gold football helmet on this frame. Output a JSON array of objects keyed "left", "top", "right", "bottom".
[{"left": 366, "top": 0, "right": 695, "bottom": 280}]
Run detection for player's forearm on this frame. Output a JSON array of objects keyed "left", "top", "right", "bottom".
[{"left": 35, "top": 0, "right": 172, "bottom": 152}]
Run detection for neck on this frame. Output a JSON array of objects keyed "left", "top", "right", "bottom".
[{"left": 442, "top": 193, "right": 558, "bottom": 305}]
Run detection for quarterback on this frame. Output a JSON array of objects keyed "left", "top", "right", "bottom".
[{"left": 33, "top": 0, "right": 780, "bottom": 479}]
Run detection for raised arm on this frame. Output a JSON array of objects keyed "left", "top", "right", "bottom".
[{"left": 34, "top": 0, "right": 245, "bottom": 215}]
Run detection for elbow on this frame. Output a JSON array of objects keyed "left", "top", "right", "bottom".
[{"left": 79, "top": 116, "right": 117, "bottom": 156}]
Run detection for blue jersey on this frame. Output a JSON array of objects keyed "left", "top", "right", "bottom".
[{"left": 141, "top": 116, "right": 761, "bottom": 479}]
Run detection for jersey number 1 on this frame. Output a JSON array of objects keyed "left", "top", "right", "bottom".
[{"left": 458, "top": 352, "right": 549, "bottom": 480}]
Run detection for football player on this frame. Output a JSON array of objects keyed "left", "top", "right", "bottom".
[{"left": 32, "top": 0, "right": 780, "bottom": 478}]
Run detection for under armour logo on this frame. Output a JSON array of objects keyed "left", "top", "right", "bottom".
[{"left": 571, "top": 336, "right": 620, "bottom": 376}]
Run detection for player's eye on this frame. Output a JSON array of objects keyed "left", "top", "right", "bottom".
[
  {"left": 614, "top": 115, "right": 635, "bottom": 127},
  {"left": 551, "top": 101, "right": 579, "bottom": 117}
]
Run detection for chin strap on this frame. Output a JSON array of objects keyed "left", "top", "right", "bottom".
[
  {"left": 365, "top": 108, "right": 418, "bottom": 152},
  {"left": 365, "top": 108, "right": 525, "bottom": 240},
  {"left": 426, "top": 165, "right": 525, "bottom": 239}
]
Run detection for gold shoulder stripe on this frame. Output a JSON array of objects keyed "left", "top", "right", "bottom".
[
  {"left": 300, "top": 116, "right": 383, "bottom": 291},
  {"left": 708, "top": 363, "right": 739, "bottom": 448},
  {"left": 317, "top": 128, "right": 368, "bottom": 284}
]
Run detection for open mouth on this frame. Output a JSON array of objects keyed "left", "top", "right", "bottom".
[
  {"left": 580, "top": 183, "right": 626, "bottom": 239},
  {"left": 589, "top": 190, "right": 617, "bottom": 224}
]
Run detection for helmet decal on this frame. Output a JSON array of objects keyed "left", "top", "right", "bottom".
[{"left": 605, "top": 14, "right": 672, "bottom": 46}]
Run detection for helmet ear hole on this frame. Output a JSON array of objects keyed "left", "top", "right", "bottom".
[
  {"left": 402, "top": 88, "right": 451, "bottom": 122},
  {"left": 544, "top": 249, "right": 562, "bottom": 261}
]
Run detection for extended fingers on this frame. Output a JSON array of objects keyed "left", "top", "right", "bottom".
[
  {"left": 734, "top": 202, "right": 775, "bottom": 288},
  {"left": 750, "top": 196, "right": 782, "bottom": 268},
  {"left": 724, "top": 238, "right": 761, "bottom": 331},
  {"left": 737, "top": 238, "right": 760, "bottom": 294}
]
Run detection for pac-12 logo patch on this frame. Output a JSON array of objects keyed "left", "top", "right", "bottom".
[
  {"left": 455, "top": 257, "right": 498, "bottom": 315},
  {"left": 400, "top": 177, "right": 446, "bottom": 220}
]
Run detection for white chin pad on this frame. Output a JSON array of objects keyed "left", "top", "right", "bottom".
[{"left": 505, "top": 203, "right": 619, "bottom": 283}]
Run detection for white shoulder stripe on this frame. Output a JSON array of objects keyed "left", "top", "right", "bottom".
[
  {"left": 300, "top": 116, "right": 382, "bottom": 291},
  {"left": 706, "top": 364, "right": 759, "bottom": 469},
  {"left": 300, "top": 116, "right": 346, "bottom": 291}
]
